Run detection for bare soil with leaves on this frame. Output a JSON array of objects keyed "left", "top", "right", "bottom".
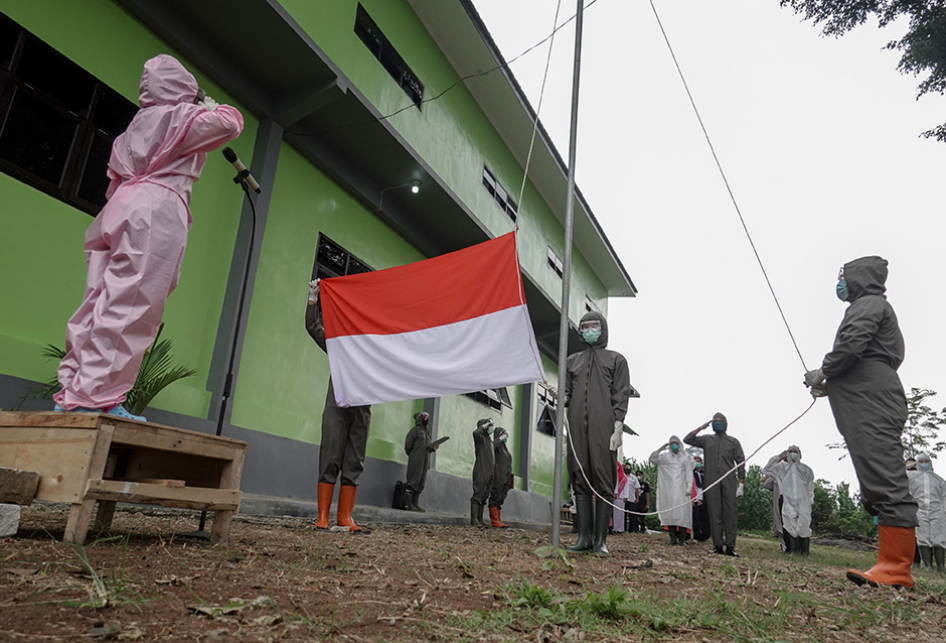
[{"left": 2, "top": 503, "right": 945, "bottom": 642}]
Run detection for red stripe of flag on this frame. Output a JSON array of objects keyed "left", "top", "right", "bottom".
[{"left": 320, "top": 232, "right": 524, "bottom": 339}]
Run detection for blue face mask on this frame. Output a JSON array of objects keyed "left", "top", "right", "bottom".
[
  {"left": 582, "top": 329, "right": 602, "bottom": 345},
  {"left": 836, "top": 280, "right": 849, "bottom": 301},
  {"left": 694, "top": 462, "right": 702, "bottom": 469},
  {"left": 712, "top": 421, "right": 725, "bottom": 432},
  {"left": 919, "top": 462, "right": 932, "bottom": 471},
  {"left": 670, "top": 443, "right": 680, "bottom": 453}
]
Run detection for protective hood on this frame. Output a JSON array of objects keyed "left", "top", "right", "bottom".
[
  {"left": 413, "top": 412, "right": 428, "bottom": 427},
  {"left": 476, "top": 418, "right": 493, "bottom": 431},
  {"left": 788, "top": 445, "right": 802, "bottom": 460},
  {"left": 138, "top": 54, "right": 199, "bottom": 107},
  {"left": 713, "top": 412, "right": 728, "bottom": 431},
  {"left": 669, "top": 435, "right": 683, "bottom": 448},
  {"left": 841, "top": 256, "right": 888, "bottom": 302},
  {"left": 494, "top": 427, "right": 509, "bottom": 444},
  {"left": 579, "top": 311, "right": 608, "bottom": 349}
]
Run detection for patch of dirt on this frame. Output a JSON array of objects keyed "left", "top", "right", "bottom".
[{"left": 0, "top": 504, "right": 942, "bottom": 642}]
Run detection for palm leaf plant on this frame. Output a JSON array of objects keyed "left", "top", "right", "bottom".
[{"left": 42, "top": 323, "right": 196, "bottom": 415}]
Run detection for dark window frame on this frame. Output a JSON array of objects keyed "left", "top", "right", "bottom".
[
  {"left": 482, "top": 165, "right": 518, "bottom": 222},
  {"left": 547, "top": 247, "right": 563, "bottom": 278},
  {"left": 354, "top": 3, "right": 424, "bottom": 109},
  {"left": 0, "top": 12, "right": 137, "bottom": 216},
  {"left": 584, "top": 295, "right": 601, "bottom": 314},
  {"left": 465, "top": 387, "right": 512, "bottom": 412},
  {"left": 312, "top": 232, "right": 374, "bottom": 281}
]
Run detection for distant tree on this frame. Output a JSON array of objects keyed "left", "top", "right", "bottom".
[
  {"left": 781, "top": 1, "right": 946, "bottom": 142},
  {"left": 811, "top": 478, "right": 841, "bottom": 534},
  {"left": 737, "top": 465, "right": 772, "bottom": 532},
  {"left": 903, "top": 388, "right": 946, "bottom": 459}
]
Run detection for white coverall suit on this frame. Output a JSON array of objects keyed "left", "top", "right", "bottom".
[
  {"left": 55, "top": 55, "right": 243, "bottom": 411},
  {"left": 764, "top": 449, "right": 814, "bottom": 554}
]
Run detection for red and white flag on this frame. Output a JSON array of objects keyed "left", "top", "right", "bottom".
[{"left": 320, "top": 232, "right": 544, "bottom": 407}]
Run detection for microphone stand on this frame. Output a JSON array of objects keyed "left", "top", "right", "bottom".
[{"left": 178, "top": 172, "right": 258, "bottom": 540}]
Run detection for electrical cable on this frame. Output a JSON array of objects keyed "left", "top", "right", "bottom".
[
  {"left": 285, "top": 0, "right": 600, "bottom": 140},
  {"left": 648, "top": 0, "right": 808, "bottom": 372}
]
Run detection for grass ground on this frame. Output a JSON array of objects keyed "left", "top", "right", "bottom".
[{"left": 1, "top": 503, "right": 945, "bottom": 642}]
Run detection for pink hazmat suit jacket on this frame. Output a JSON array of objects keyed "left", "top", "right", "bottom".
[{"left": 54, "top": 54, "right": 243, "bottom": 412}]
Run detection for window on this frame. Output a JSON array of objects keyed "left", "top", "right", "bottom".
[
  {"left": 354, "top": 4, "right": 424, "bottom": 109},
  {"left": 313, "top": 233, "right": 374, "bottom": 280},
  {"left": 584, "top": 296, "right": 601, "bottom": 314},
  {"left": 0, "top": 12, "right": 137, "bottom": 216},
  {"left": 537, "top": 405, "right": 557, "bottom": 437},
  {"left": 547, "top": 247, "right": 563, "bottom": 278},
  {"left": 466, "top": 387, "right": 511, "bottom": 412},
  {"left": 536, "top": 382, "right": 557, "bottom": 410},
  {"left": 482, "top": 166, "right": 518, "bottom": 222}
]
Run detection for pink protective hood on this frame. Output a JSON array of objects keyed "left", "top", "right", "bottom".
[{"left": 138, "top": 54, "right": 199, "bottom": 108}]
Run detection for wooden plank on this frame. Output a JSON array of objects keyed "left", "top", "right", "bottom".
[
  {"left": 110, "top": 478, "right": 185, "bottom": 488},
  {"left": 210, "top": 447, "right": 247, "bottom": 544},
  {"left": 0, "top": 467, "right": 41, "bottom": 505},
  {"left": 109, "top": 423, "right": 247, "bottom": 461},
  {"left": 84, "top": 480, "right": 241, "bottom": 512},
  {"left": 66, "top": 425, "right": 116, "bottom": 544},
  {"left": 0, "top": 428, "right": 98, "bottom": 502},
  {"left": 0, "top": 411, "right": 101, "bottom": 429},
  {"left": 64, "top": 500, "right": 97, "bottom": 544}
]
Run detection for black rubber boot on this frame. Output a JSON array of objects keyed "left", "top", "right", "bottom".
[
  {"left": 567, "top": 497, "right": 594, "bottom": 553},
  {"left": 919, "top": 545, "right": 933, "bottom": 568},
  {"left": 476, "top": 502, "right": 489, "bottom": 526},
  {"left": 402, "top": 487, "right": 414, "bottom": 511},
  {"left": 410, "top": 491, "right": 425, "bottom": 513},
  {"left": 724, "top": 545, "right": 739, "bottom": 557},
  {"left": 800, "top": 537, "right": 810, "bottom": 556},
  {"left": 470, "top": 502, "right": 480, "bottom": 526},
  {"left": 784, "top": 530, "right": 796, "bottom": 555},
  {"left": 669, "top": 529, "right": 678, "bottom": 546},
  {"left": 592, "top": 500, "right": 611, "bottom": 556},
  {"left": 934, "top": 547, "right": 945, "bottom": 573}
]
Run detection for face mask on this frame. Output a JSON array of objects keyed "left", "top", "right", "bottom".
[
  {"left": 501, "top": 434, "right": 508, "bottom": 444},
  {"left": 636, "top": 475, "right": 643, "bottom": 481},
  {"left": 581, "top": 329, "right": 602, "bottom": 345},
  {"left": 670, "top": 443, "right": 680, "bottom": 453},
  {"left": 694, "top": 461, "right": 702, "bottom": 469},
  {"left": 421, "top": 415, "right": 429, "bottom": 426},
  {"left": 788, "top": 452, "right": 800, "bottom": 462},
  {"left": 712, "top": 421, "right": 725, "bottom": 432},
  {"left": 487, "top": 425, "right": 494, "bottom": 435},
  {"left": 919, "top": 462, "right": 932, "bottom": 471},
  {"left": 836, "top": 280, "right": 849, "bottom": 301}
]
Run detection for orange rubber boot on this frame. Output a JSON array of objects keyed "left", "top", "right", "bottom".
[
  {"left": 489, "top": 506, "right": 509, "bottom": 528},
  {"left": 315, "top": 482, "right": 334, "bottom": 530},
  {"left": 846, "top": 525, "right": 915, "bottom": 588},
  {"left": 337, "top": 485, "right": 369, "bottom": 533}
]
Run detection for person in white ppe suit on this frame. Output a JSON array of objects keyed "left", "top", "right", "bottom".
[
  {"left": 764, "top": 446, "right": 815, "bottom": 555},
  {"left": 650, "top": 436, "right": 696, "bottom": 546},
  {"left": 908, "top": 454, "right": 946, "bottom": 572}
]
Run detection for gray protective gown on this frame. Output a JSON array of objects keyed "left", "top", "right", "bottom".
[
  {"left": 489, "top": 433, "right": 513, "bottom": 509},
  {"left": 822, "top": 256, "right": 917, "bottom": 527},
  {"left": 306, "top": 300, "right": 372, "bottom": 486},
  {"left": 471, "top": 420, "right": 495, "bottom": 504},
  {"left": 684, "top": 414, "right": 745, "bottom": 548},
  {"left": 907, "top": 469, "right": 946, "bottom": 548},
  {"left": 404, "top": 414, "right": 430, "bottom": 493},
  {"left": 565, "top": 312, "right": 632, "bottom": 498}
]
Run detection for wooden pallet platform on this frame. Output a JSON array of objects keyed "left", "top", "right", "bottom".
[{"left": 0, "top": 411, "right": 248, "bottom": 544}]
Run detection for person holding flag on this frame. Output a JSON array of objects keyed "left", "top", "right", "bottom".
[{"left": 306, "top": 279, "right": 372, "bottom": 534}]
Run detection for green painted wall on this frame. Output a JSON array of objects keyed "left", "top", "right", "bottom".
[
  {"left": 0, "top": 0, "right": 258, "bottom": 417},
  {"left": 278, "top": 0, "right": 609, "bottom": 322}
]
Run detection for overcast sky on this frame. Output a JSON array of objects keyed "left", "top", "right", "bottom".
[{"left": 473, "top": 0, "right": 946, "bottom": 487}]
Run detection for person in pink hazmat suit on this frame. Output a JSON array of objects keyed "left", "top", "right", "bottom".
[{"left": 53, "top": 54, "right": 243, "bottom": 422}]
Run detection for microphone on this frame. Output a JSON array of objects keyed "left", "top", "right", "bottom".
[{"left": 222, "top": 147, "right": 261, "bottom": 193}]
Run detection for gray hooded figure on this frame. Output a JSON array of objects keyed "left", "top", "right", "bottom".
[
  {"left": 404, "top": 411, "right": 431, "bottom": 512},
  {"left": 565, "top": 311, "right": 632, "bottom": 555},
  {"left": 684, "top": 412, "right": 745, "bottom": 556},
  {"left": 805, "top": 256, "right": 918, "bottom": 588},
  {"left": 470, "top": 418, "right": 495, "bottom": 526}
]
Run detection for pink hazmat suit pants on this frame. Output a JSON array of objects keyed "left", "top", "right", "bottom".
[{"left": 54, "top": 182, "right": 189, "bottom": 411}]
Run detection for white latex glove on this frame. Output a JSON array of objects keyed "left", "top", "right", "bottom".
[
  {"left": 804, "top": 368, "right": 825, "bottom": 387},
  {"left": 609, "top": 421, "right": 623, "bottom": 451},
  {"left": 199, "top": 95, "right": 219, "bottom": 111},
  {"left": 736, "top": 482, "right": 744, "bottom": 498},
  {"left": 307, "top": 279, "right": 320, "bottom": 303}
]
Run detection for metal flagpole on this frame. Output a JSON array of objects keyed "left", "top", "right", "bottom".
[{"left": 551, "top": 0, "right": 585, "bottom": 550}]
